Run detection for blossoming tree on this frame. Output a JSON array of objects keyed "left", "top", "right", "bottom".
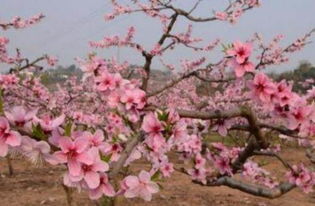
[{"left": 1, "top": 0, "right": 315, "bottom": 205}]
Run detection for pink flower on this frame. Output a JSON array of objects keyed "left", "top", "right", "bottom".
[
  {"left": 142, "top": 113, "right": 163, "bottom": 135},
  {"left": 89, "top": 173, "right": 116, "bottom": 199},
  {"left": 195, "top": 153, "right": 206, "bottom": 169},
  {"left": 178, "top": 134, "right": 202, "bottom": 154},
  {"left": 108, "top": 92, "right": 121, "bottom": 108},
  {"left": 171, "top": 120, "right": 187, "bottom": 140},
  {"left": 54, "top": 137, "right": 92, "bottom": 176},
  {"left": 215, "top": 11, "right": 228, "bottom": 21},
  {"left": 229, "top": 58, "right": 255, "bottom": 77},
  {"left": 49, "top": 129, "right": 63, "bottom": 147},
  {"left": 123, "top": 170, "right": 159, "bottom": 201},
  {"left": 95, "top": 72, "right": 116, "bottom": 91},
  {"left": 85, "top": 130, "right": 106, "bottom": 151},
  {"left": 287, "top": 104, "right": 313, "bottom": 130},
  {"left": 34, "top": 114, "right": 65, "bottom": 132},
  {"left": 188, "top": 168, "right": 207, "bottom": 184},
  {"left": 160, "top": 162, "right": 174, "bottom": 178},
  {"left": 45, "top": 55, "right": 58, "bottom": 66},
  {"left": 299, "top": 121, "right": 315, "bottom": 137},
  {"left": 134, "top": 89, "right": 146, "bottom": 109},
  {"left": 120, "top": 88, "right": 146, "bottom": 110},
  {"left": 150, "top": 44, "right": 163, "bottom": 56},
  {"left": 78, "top": 56, "right": 106, "bottom": 79},
  {"left": 0, "top": 117, "right": 22, "bottom": 157},
  {"left": 286, "top": 164, "right": 315, "bottom": 193},
  {"left": 270, "top": 80, "right": 294, "bottom": 106},
  {"left": 0, "top": 74, "right": 18, "bottom": 88},
  {"left": 142, "top": 113, "right": 166, "bottom": 151},
  {"left": 101, "top": 143, "right": 123, "bottom": 162},
  {"left": 112, "top": 73, "right": 123, "bottom": 87},
  {"left": 227, "top": 41, "right": 252, "bottom": 64},
  {"left": 214, "top": 156, "right": 232, "bottom": 175},
  {"left": 212, "top": 119, "right": 232, "bottom": 137},
  {"left": 67, "top": 148, "right": 109, "bottom": 189},
  {"left": 19, "top": 136, "right": 51, "bottom": 164},
  {"left": 5, "top": 106, "right": 37, "bottom": 127},
  {"left": 248, "top": 73, "right": 276, "bottom": 102}
]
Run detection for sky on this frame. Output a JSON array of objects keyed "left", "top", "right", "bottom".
[{"left": 1, "top": 0, "right": 315, "bottom": 73}]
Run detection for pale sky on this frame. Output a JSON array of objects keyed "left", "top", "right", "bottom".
[{"left": 1, "top": 0, "right": 315, "bottom": 72}]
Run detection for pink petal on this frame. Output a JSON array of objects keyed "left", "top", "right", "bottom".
[
  {"left": 125, "top": 176, "right": 139, "bottom": 188},
  {"left": 139, "top": 188, "right": 152, "bottom": 201},
  {"left": 49, "top": 129, "right": 62, "bottom": 146},
  {"left": 76, "top": 152, "right": 93, "bottom": 165},
  {"left": 235, "top": 66, "right": 245, "bottom": 78},
  {"left": 93, "top": 161, "right": 109, "bottom": 172},
  {"left": 4, "top": 112, "right": 14, "bottom": 124},
  {"left": 68, "top": 160, "right": 82, "bottom": 176},
  {"left": 51, "top": 114, "right": 65, "bottom": 128},
  {"left": 74, "top": 138, "right": 89, "bottom": 153},
  {"left": 36, "top": 141, "right": 50, "bottom": 153},
  {"left": 0, "top": 142, "right": 8, "bottom": 157},
  {"left": 53, "top": 151, "right": 68, "bottom": 163},
  {"left": 102, "top": 184, "right": 116, "bottom": 197},
  {"left": 124, "top": 188, "right": 138, "bottom": 198},
  {"left": 139, "top": 170, "right": 151, "bottom": 183},
  {"left": 218, "top": 126, "right": 228, "bottom": 137},
  {"left": 58, "top": 138, "right": 73, "bottom": 152},
  {"left": 69, "top": 173, "right": 84, "bottom": 182},
  {"left": 94, "top": 130, "right": 104, "bottom": 142},
  {"left": 44, "top": 154, "right": 60, "bottom": 165},
  {"left": 146, "top": 182, "right": 159, "bottom": 193},
  {"left": 5, "top": 131, "right": 21, "bottom": 147},
  {"left": 84, "top": 171, "right": 100, "bottom": 189},
  {"left": 89, "top": 187, "right": 103, "bottom": 200},
  {"left": 25, "top": 108, "right": 38, "bottom": 121}
]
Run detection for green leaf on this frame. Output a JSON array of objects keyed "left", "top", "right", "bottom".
[
  {"left": 64, "top": 121, "right": 72, "bottom": 137},
  {"left": 151, "top": 170, "right": 161, "bottom": 181},
  {"left": 221, "top": 43, "right": 227, "bottom": 52},
  {"left": 99, "top": 196, "right": 115, "bottom": 206},
  {"left": 111, "top": 135, "right": 119, "bottom": 143},
  {"left": 157, "top": 110, "right": 169, "bottom": 122},
  {"left": 101, "top": 153, "right": 112, "bottom": 163},
  {"left": 221, "top": 43, "right": 232, "bottom": 53},
  {"left": 31, "top": 123, "right": 47, "bottom": 140}
]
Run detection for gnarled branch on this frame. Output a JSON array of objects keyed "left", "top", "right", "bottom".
[{"left": 205, "top": 177, "right": 296, "bottom": 199}]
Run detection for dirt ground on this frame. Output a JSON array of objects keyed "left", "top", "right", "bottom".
[{"left": 1, "top": 148, "right": 315, "bottom": 206}]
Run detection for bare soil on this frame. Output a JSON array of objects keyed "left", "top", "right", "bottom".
[{"left": 0, "top": 148, "right": 315, "bottom": 206}]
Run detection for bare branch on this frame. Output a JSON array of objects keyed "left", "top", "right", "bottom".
[
  {"left": 253, "top": 150, "right": 295, "bottom": 172},
  {"left": 205, "top": 177, "right": 296, "bottom": 199},
  {"left": 141, "top": 13, "right": 178, "bottom": 91},
  {"left": 9, "top": 56, "right": 45, "bottom": 74}
]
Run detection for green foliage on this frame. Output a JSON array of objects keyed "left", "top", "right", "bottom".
[
  {"left": 64, "top": 121, "right": 72, "bottom": 137},
  {"left": 101, "top": 154, "right": 112, "bottom": 163},
  {"left": 157, "top": 110, "right": 169, "bottom": 122},
  {"left": 273, "top": 61, "right": 315, "bottom": 93},
  {"left": 99, "top": 196, "right": 115, "bottom": 206},
  {"left": 151, "top": 170, "right": 161, "bottom": 182},
  {"left": 31, "top": 124, "right": 47, "bottom": 140}
]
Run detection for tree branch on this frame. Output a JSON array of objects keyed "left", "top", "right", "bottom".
[
  {"left": 109, "top": 132, "right": 145, "bottom": 178},
  {"left": 204, "top": 177, "right": 296, "bottom": 199}
]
